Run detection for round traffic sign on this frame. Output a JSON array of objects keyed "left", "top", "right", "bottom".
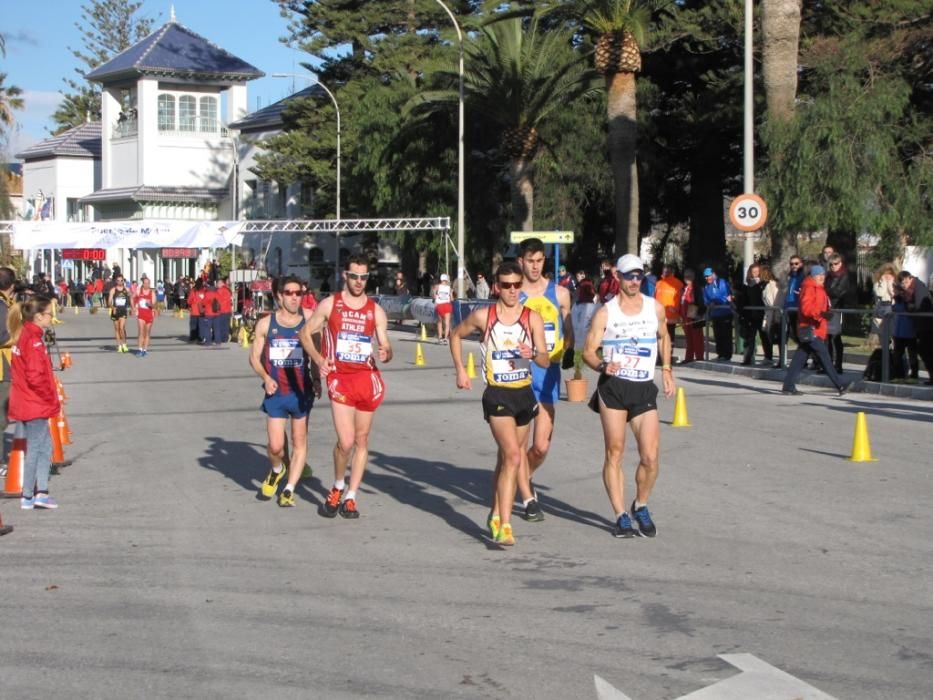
[{"left": 729, "top": 193, "right": 768, "bottom": 232}]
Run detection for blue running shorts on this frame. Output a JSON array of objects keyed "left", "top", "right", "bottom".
[
  {"left": 530, "top": 362, "right": 561, "bottom": 405},
  {"left": 262, "top": 391, "right": 313, "bottom": 419}
]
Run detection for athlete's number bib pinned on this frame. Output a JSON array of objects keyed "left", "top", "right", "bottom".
[
  {"left": 336, "top": 331, "right": 373, "bottom": 364},
  {"left": 491, "top": 349, "right": 528, "bottom": 384},
  {"left": 115, "top": 297, "right": 127, "bottom": 307},
  {"left": 269, "top": 338, "right": 303, "bottom": 368},
  {"left": 608, "top": 340, "right": 652, "bottom": 381},
  {"left": 543, "top": 322, "right": 556, "bottom": 352}
]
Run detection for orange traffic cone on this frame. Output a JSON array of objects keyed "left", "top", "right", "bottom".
[
  {"left": 2, "top": 423, "right": 26, "bottom": 498},
  {"left": 49, "top": 417, "right": 73, "bottom": 470},
  {"left": 56, "top": 379, "right": 68, "bottom": 402},
  {"left": 58, "top": 409, "right": 72, "bottom": 446},
  {"left": 61, "top": 352, "right": 73, "bottom": 369}
]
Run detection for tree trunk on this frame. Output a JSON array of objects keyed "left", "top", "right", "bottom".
[
  {"left": 687, "top": 140, "right": 727, "bottom": 270},
  {"left": 509, "top": 157, "right": 534, "bottom": 232},
  {"left": 761, "top": 0, "right": 802, "bottom": 266},
  {"left": 607, "top": 71, "right": 639, "bottom": 256},
  {"left": 761, "top": 0, "right": 802, "bottom": 122}
]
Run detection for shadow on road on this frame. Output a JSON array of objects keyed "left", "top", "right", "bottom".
[
  {"left": 366, "top": 449, "right": 612, "bottom": 539},
  {"left": 197, "top": 436, "right": 327, "bottom": 507}
]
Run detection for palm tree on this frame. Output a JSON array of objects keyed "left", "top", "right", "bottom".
[
  {"left": 761, "top": 0, "right": 802, "bottom": 264},
  {"left": 1, "top": 35, "right": 25, "bottom": 132},
  {"left": 0, "top": 73, "right": 25, "bottom": 131},
  {"left": 409, "top": 17, "right": 593, "bottom": 233},
  {"left": 579, "top": 0, "right": 655, "bottom": 256}
]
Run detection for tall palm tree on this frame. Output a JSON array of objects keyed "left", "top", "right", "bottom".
[
  {"left": 409, "top": 17, "right": 593, "bottom": 233},
  {"left": 579, "top": 0, "right": 654, "bottom": 255},
  {"left": 761, "top": 0, "right": 802, "bottom": 264}
]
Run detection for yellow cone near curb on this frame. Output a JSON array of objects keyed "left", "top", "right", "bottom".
[
  {"left": 466, "top": 352, "right": 477, "bottom": 378},
  {"left": 239, "top": 327, "right": 250, "bottom": 349},
  {"left": 74, "top": 306, "right": 79, "bottom": 315},
  {"left": 849, "top": 411, "right": 877, "bottom": 462},
  {"left": 415, "top": 342, "right": 426, "bottom": 366},
  {"left": 420, "top": 324, "right": 428, "bottom": 341},
  {"left": 671, "top": 387, "right": 691, "bottom": 427}
]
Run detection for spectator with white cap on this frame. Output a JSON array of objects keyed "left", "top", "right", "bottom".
[{"left": 432, "top": 273, "right": 454, "bottom": 344}]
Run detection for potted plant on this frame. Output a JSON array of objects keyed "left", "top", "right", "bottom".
[{"left": 565, "top": 351, "right": 589, "bottom": 402}]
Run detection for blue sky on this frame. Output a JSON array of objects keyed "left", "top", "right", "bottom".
[{"left": 1, "top": 0, "right": 322, "bottom": 155}]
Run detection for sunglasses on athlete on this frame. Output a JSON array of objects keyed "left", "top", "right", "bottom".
[
  {"left": 621, "top": 271, "right": 644, "bottom": 281},
  {"left": 346, "top": 272, "right": 370, "bottom": 281},
  {"left": 497, "top": 280, "right": 522, "bottom": 290},
  {"left": 280, "top": 289, "right": 302, "bottom": 297}
]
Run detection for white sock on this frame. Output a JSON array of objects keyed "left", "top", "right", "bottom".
[
  {"left": 522, "top": 497, "right": 534, "bottom": 507},
  {"left": 334, "top": 479, "right": 346, "bottom": 491},
  {"left": 344, "top": 490, "right": 356, "bottom": 501},
  {"left": 634, "top": 501, "right": 646, "bottom": 511}
]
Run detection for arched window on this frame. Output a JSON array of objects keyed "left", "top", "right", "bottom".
[
  {"left": 199, "top": 96, "right": 217, "bottom": 132},
  {"left": 157, "top": 94, "right": 175, "bottom": 130},
  {"left": 179, "top": 96, "right": 196, "bottom": 131}
]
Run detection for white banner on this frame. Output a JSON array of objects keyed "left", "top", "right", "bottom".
[{"left": 11, "top": 220, "right": 245, "bottom": 251}]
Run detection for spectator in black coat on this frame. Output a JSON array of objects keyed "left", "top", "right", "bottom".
[{"left": 824, "top": 253, "right": 853, "bottom": 373}]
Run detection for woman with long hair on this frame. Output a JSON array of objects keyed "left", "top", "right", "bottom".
[
  {"left": 133, "top": 276, "right": 156, "bottom": 357},
  {"left": 8, "top": 296, "right": 61, "bottom": 509}
]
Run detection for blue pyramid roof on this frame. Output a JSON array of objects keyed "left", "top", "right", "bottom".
[{"left": 86, "top": 21, "right": 264, "bottom": 84}]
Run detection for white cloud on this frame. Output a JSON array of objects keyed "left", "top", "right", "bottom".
[{"left": 9, "top": 90, "right": 63, "bottom": 151}]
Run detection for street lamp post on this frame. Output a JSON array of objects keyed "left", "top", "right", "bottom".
[
  {"left": 271, "top": 72, "right": 341, "bottom": 288},
  {"left": 433, "top": 0, "right": 466, "bottom": 299},
  {"left": 743, "top": 0, "right": 755, "bottom": 275}
]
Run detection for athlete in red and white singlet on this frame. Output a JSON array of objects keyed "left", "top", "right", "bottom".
[
  {"left": 300, "top": 256, "right": 393, "bottom": 520},
  {"left": 132, "top": 277, "right": 156, "bottom": 357}
]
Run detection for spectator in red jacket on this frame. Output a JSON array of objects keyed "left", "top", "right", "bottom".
[
  {"left": 214, "top": 280, "right": 233, "bottom": 344},
  {"left": 8, "top": 296, "right": 61, "bottom": 509},
  {"left": 192, "top": 281, "right": 217, "bottom": 345},
  {"left": 781, "top": 266, "right": 851, "bottom": 396},
  {"left": 597, "top": 259, "right": 620, "bottom": 303}
]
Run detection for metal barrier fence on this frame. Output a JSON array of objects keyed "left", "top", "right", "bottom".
[
  {"left": 376, "top": 295, "right": 931, "bottom": 384},
  {"left": 704, "top": 303, "right": 933, "bottom": 382}
]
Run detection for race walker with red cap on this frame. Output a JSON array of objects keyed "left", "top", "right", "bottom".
[{"left": 582, "top": 254, "right": 675, "bottom": 539}]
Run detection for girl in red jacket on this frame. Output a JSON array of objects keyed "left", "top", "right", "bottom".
[{"left": 8, "top": 296, "right": 61, "bottom": 509}]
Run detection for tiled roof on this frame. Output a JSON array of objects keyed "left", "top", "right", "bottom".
[
  {"left": 80, "top": 186, "right": 228, "bottom": 205},
  {"left": 14, "top": 123, "right": 102, "bottom": 161},
  {"left": 86, "top": 21, "right": 263, "bottom": 83},
  {"left": 228, "top": 85, "right": 324, "bottom": 132}
]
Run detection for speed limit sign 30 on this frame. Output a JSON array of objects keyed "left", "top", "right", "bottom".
[{"left": 729, "top": 193, "right": 768, "bottom": 232}]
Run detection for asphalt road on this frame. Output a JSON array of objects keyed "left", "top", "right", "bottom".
[{"left": 1, "top": 311, "right": 931, "bottom": 699}]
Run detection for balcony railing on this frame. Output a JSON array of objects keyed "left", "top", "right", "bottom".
[
  {"left": 112, "top": 117, "right": 138, "bottom": 139},
  {"left": 157, "top": 116, "right": 228, "bottom": 138}
]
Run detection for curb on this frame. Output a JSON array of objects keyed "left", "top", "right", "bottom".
[{"left": 686, "top": 360, "right": 933, "bottom": 401}]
